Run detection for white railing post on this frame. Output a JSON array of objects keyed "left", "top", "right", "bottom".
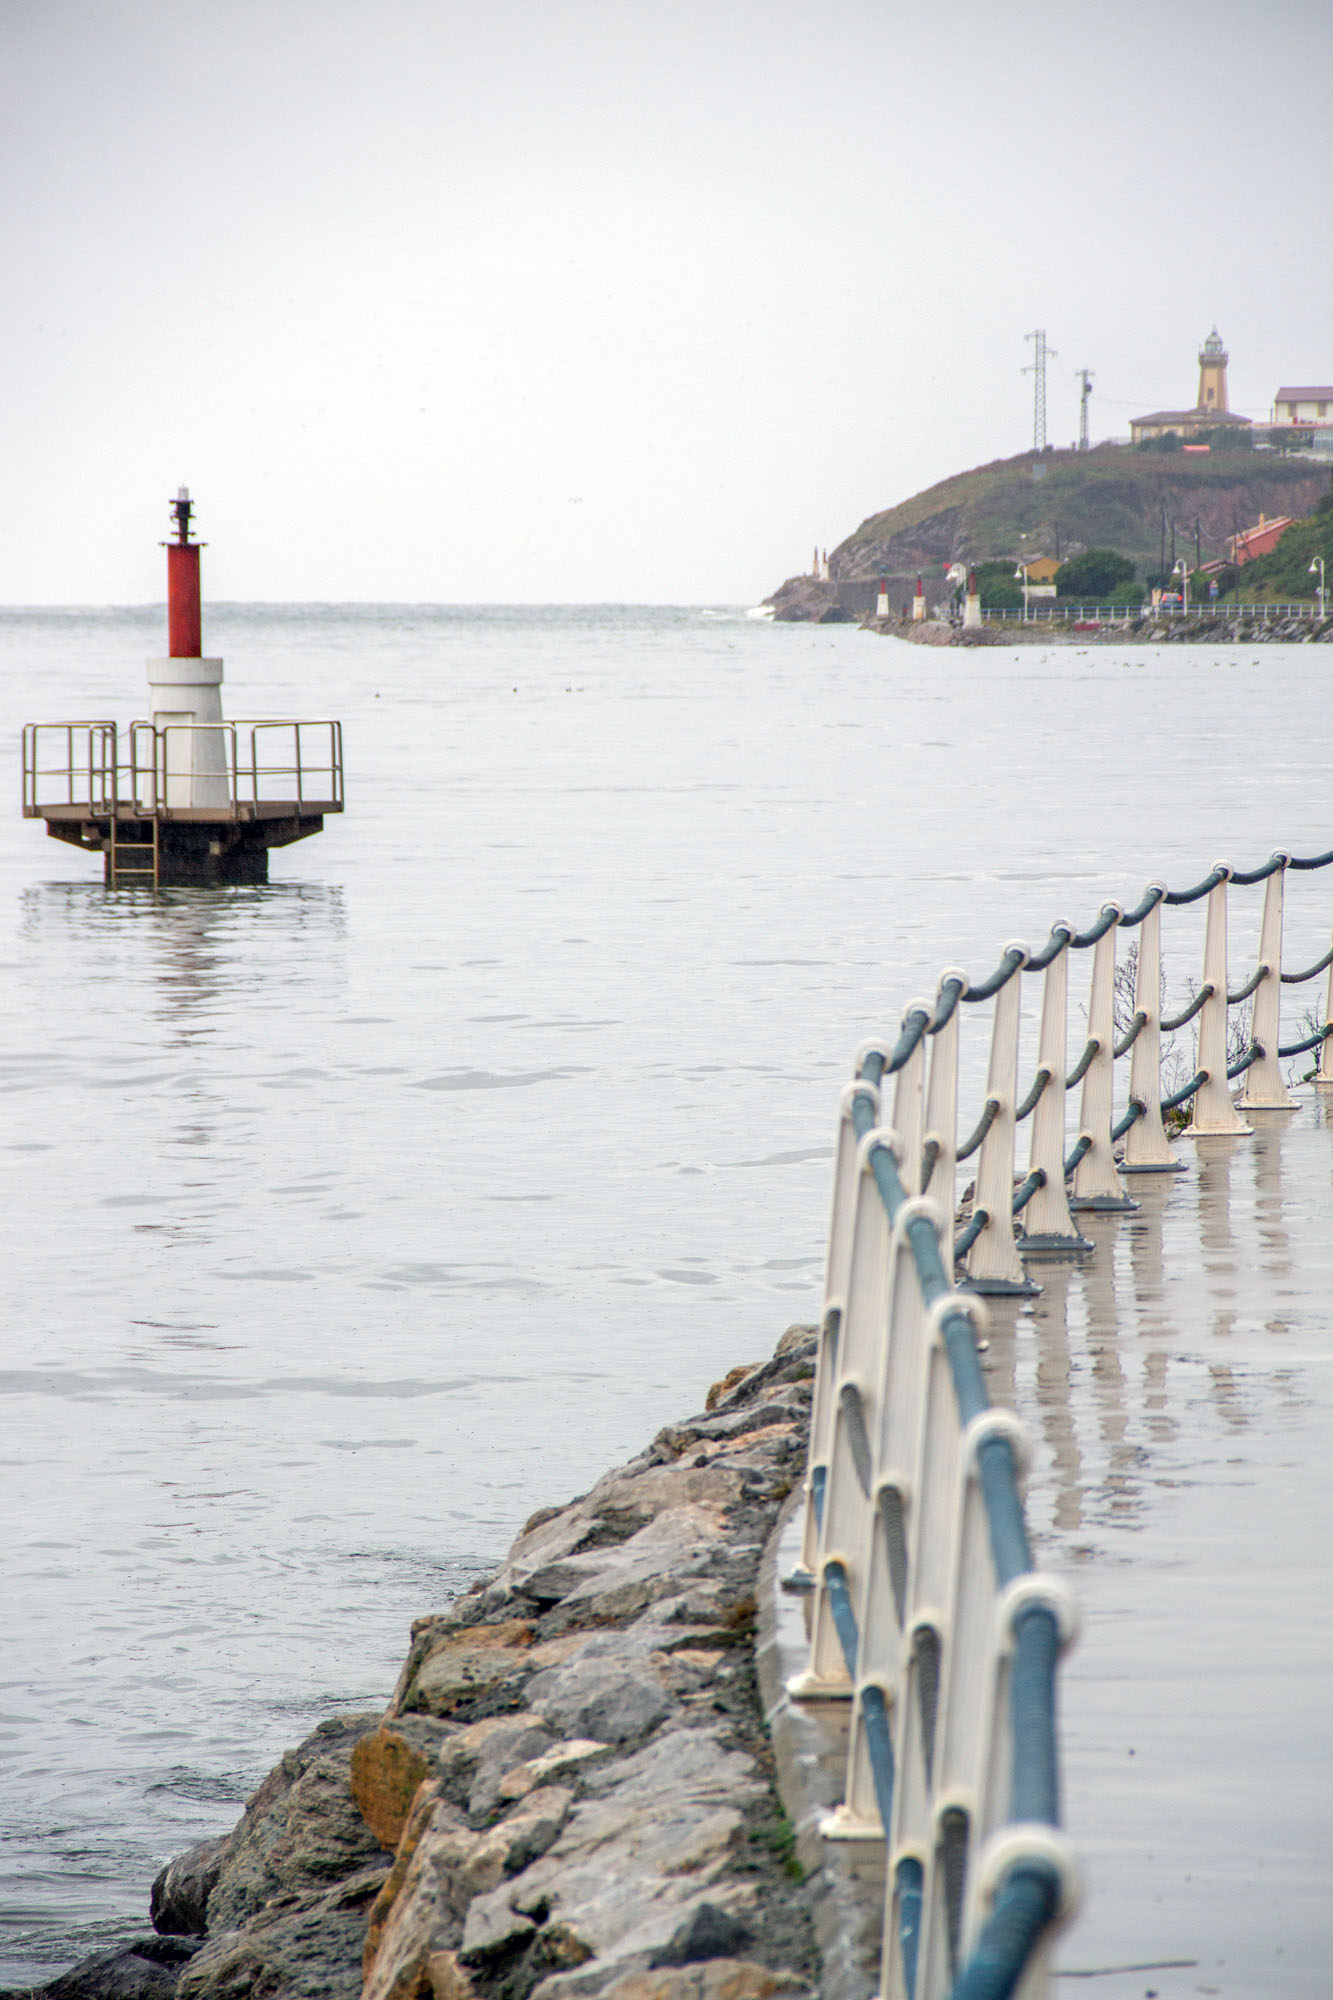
[
  {"left": 826, "top": 1191, "right": 946, "bottom": 1843},
  {"left": 1241, "top": 865, "right": 1297, "bottom": 1110},
  {"left": 1018, "top": 935, "right": 1092, "bottom": 1253},
  {"left": 1122, "top": 893, "right": 1182, "bottom": 1170},
  {"left": 789, "top": 1127, "right": 898, "bottom": 1701},
  {"left": 892, "top": 1005, "right": 930, "bottom": 1198},
  {"left": 962, "top": 953, "right": 1036, "bottom": 1294},
  {"left": 879, "top": 1292, "right": 986, "bottom": 1998},
  {"left": 1184, "top": 871, "right": 1253, "bottom": 1136},
  {"left": 796, "top": 1069, "right": 882, "bottom": 1580},
  {"left": 922, "top": 975, "right": 964, "bottom": 1231},
  {"left": 1071, "top": 911, "right": 1136, "bottom": 1209}
]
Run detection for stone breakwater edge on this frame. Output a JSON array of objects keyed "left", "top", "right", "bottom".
[
  {"left": 6, "top": 1330, "right": 838, "bottom": 2000},
  {"left": 866, "top": 614, "right": 1333, "bottom": 647}
]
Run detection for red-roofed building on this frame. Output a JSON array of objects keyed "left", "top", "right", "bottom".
[{"left": 1226, "top": 514, "right": 1296, "bottom": 565}]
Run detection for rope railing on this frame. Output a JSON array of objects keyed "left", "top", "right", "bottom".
[{"left": 789, "top": 846, "right": 1333, "bottom": 2000}]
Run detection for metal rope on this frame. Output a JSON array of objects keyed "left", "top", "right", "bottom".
[
  {"left": 1113, "top": 1010, "right": 1147, "bottom": 1056},
  {"left": 1070, "top": 903, "right": 1119, "bottom": 948},
  {"left": 960, "top": 945, "right": 1027, "bottom": 1003},
  {"left": 1161, "top": 983, "right": 1213, "bottom": 1032},
  {"left": 1164, "top": 864, "right": 1227, "bottom": 906},
  {"left": 1065, "top": 1037, "right": 1100, "bottom": 1088},
  {"left": 956, "top": 1096, "right": 1000, "bottom": 1163},
  {"left": 1015, "top": 1067, "right": 1052, "bottom": 1121},
  {"left": 1281, "top": 944, "right": 1333, "bottom": 985},
  {"left": 1227, "top": 964, "right": 1269, "bottom": 1005}
]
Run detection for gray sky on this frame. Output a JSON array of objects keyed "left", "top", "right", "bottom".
[{"left": 2, "top": 0, "right": 1328, "bottom": 604}]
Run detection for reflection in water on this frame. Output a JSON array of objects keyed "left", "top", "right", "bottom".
[{"left": 987, "top": 1117, "right": 1305, "bottom": 1551}]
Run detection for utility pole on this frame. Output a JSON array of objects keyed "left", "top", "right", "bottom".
[
  {"left": 1024, "top": 330, "right": 1056, "bottom": 453},
  {"left": 1195, "top": 515, "right": 1202, "bottom": 571},
  {"left": 1076, "top": 368, "right": 1094, "bottom": 451}
]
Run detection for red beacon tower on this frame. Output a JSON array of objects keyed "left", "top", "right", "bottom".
[{"left": 22, "top": 490, "right": 343, "bottom": 887}]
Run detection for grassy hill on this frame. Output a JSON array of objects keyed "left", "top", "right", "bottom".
[{"left": 828, "top": 443, "right": 1332, "bottom": 585}]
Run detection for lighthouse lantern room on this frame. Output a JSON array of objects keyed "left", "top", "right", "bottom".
[{"left": 21, "top": 492, "right": 343, "bottom": 886}]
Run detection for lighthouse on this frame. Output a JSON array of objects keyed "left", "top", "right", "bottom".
[
  {"left": 151, "top": 489, "right": 230, "bottom": 811},
  {"left": 21, "top": 492, "right": 343, "bottom": 887}
]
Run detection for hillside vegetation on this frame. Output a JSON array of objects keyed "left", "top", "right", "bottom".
[{"left": 829, "top": 444, "right": 1330, "bottom": 583}]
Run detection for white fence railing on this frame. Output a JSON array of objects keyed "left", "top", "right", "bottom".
[
  {"left": 789, "top": 849, "right": 1333, "bottom": 2000},
  {"left": 979, "top": 602, "right": 1326, "bottom": 624}
]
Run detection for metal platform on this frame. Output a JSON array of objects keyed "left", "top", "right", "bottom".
[{"left": 22, "top": 718, "right": 343, "bottom": 886}]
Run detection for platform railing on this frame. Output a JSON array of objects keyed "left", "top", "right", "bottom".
[
  {"left": 21, "top": 721, "right": 118, "bottom": 815},
  {"left": 789, "top": 846, "right": 1333, "bottom": 2000},
  {"left": 21, "top": 719, "right": 344, "bottom": 820}
]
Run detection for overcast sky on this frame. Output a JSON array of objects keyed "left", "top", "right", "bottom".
[{"left": 2, "top": 0, "right": 1329, "bottom": 604}]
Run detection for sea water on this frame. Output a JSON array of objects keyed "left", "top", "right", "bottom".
[{"left": 1, "top": 606, "right": 1330, "bottom": 1989}]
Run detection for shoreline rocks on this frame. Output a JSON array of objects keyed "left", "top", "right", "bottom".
[
  {"left": 866, "top": 611, "right": 1333, "bottom": 646},
  {"left": 13, "top": 1330, "right": 821, "bottom": 2000}
]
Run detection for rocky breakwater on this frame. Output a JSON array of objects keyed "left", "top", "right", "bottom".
[
  {"left": 867, "top": 611, "right": 1333, "bottom": 646},
  {"left": 15, "top": 1331, "right": 822, "bottom": 2000}
]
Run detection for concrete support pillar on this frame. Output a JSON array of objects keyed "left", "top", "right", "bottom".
[{"left": 147, "top": 657, "right": 230, "bottom": 810}]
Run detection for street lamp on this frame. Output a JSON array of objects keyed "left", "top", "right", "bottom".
[
  {"left": 1172, "top": 557, "right": 1190, "bottom": 614},
  {"left": 1014, "top": 562, "right": 1030, "bottom": 621},
  {"left": 1310, "top": 556, "right": 1326, "bottom": 619}
]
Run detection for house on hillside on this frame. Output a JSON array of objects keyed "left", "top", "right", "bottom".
[
  {"left": 1272, "top": 387, "right": 1333, "bottom": 454},
  {"left": 1018, "top": 554, "right": 1060, "bottom": 599},
  {"left": 1226, "top": 514, "right": 1296, "bottom": 565},
  {"left": 1130, "top": 329, "right": 1253, "bottom": 445}
]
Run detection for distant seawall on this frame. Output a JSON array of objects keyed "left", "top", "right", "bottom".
[{"left": 764, "top": 573, "right": 1333, "bottom": 643}]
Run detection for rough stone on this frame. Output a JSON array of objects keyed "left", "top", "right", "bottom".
[
  {"left": 402, "top": 1621, "right": 538, "bottom": 1716},
  {"left": 150, "top": 1836, "right": 228, "bottom": 1937},
  {"left": 461, "top": 1728, "right": 761, "bottom": 1974},
  {"left": 177, "top": 1862, "right": 389, "bottom": 2000},
  {"left": 363, "top": 1782, "right": 460, "bottom": 1983},
  {"left": 5, "top": 1937, "right": 200, "bottom": 2000},
  {"left": 651, "top": 1904, "right": 754, "bottom": 1967},
  {"left": 366, "top": 1782, "right": 576, "bottom": 1999},
  {"left": 466, "top": 1718, "right": 555, "bottom": 1821},
  {"left": 705, "top": 1366, "right": 757, "bottom": 1411},
  {"left": 495, "top": 1738, "right": 609, "bottom": 1804},
  {"left": 202, "top": 1713, "right": 383, "bottom": 1933},
  {"left": 425, "top": 1949, "right": 476, "bottom": 2000},
  {"left": 524, "top": 1629, "right": 679, "bottom": 1744},
  {"left": 561, "top": 1962, "right": 813, "bottom": 2000},
  {"left": 353, "top": 1723, "right": 447, "bottom": 1849}
]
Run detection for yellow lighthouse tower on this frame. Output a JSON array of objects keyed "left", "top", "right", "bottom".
[{"left": 1197, "top": 327, "right": 1230, "bottom": 413}]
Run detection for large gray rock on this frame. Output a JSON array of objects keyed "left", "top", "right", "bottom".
[
  {"left": 2, "top": 1937, "right": 200, "bottom": 2000},
  {"left": 460, "top": 1725, "right": 763, "bottom": 1975},
  {"left": 204, "top": 1713, "right": 383, "bottom": 1931},
  {"left": 177, "top": 1863, "right": 388, "bottom": 2000},
  {"left": 151, "top": 1836, "right": 228, "bottom": 1937}
]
